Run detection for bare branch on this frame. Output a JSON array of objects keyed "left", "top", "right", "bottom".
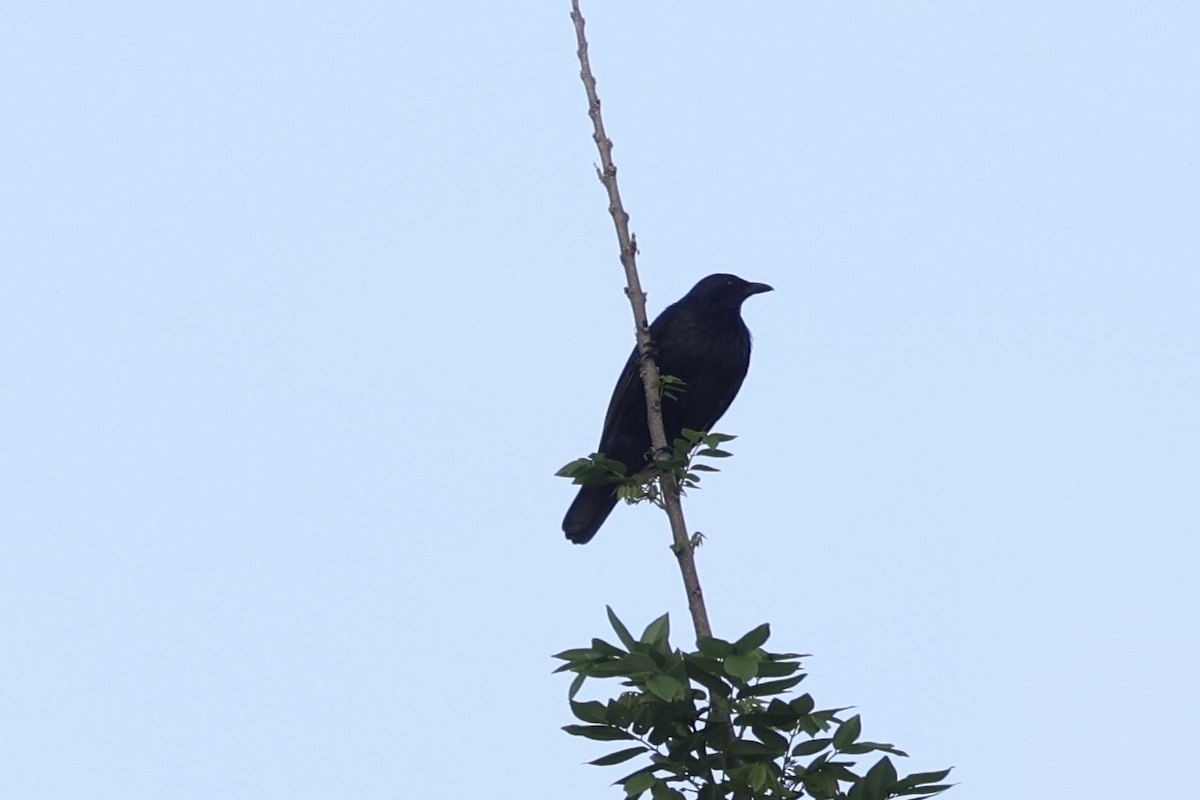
[{"left": 569, "top": 0, "right": 712, "bottom": 640}]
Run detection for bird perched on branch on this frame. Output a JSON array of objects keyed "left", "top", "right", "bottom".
[{"left": 563, "top": 273, "right": 772, "bottom": 544}]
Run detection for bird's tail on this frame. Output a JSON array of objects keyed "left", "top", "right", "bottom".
[{"left": 562, "top": 485, "right": 619, "bottom": 545}]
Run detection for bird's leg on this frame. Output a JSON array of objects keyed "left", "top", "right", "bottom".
[
  {"left": 640, "top": 462, "right": 665, "bottom": 486},
  {"left": 642, "top": 444, "right": 672, "bottom": 466}
]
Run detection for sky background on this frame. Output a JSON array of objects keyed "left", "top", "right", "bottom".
[{"left": 3, "top": 2, "right": 1197, "bottom": 798}]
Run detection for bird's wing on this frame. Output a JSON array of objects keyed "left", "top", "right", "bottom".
[
  {"left": 599, "top": 344, "right": 643, "bottom": 445},
  {"left": 699, "top": 366, "right": 749, "bottom": 433},
  {"left": 595, "top": 306, "right": 679, "bottom": 463}
]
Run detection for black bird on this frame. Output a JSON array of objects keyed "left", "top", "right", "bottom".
[{"left": 563, "top": 273, "right": 772, "bottom": 544}]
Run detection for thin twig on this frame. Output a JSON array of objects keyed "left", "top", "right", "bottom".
[{"left": 569, "top": 0, "right": 712, "bottom": 641}]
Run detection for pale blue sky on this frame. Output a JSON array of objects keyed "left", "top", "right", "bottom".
[{"left": 2, "top": 2, "right": 1197, "bottom": 798}]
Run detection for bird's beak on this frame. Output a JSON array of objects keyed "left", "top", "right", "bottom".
[{"left": 745, "top": 282, "right": 774, "bottom": 296}]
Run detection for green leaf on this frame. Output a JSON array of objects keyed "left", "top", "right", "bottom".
[
  {"left": 743, "top": 674, "right": 806, "bottom": 697},
  {"left": 570, "top": 700, "right": 609, "bottom": 724},
  {"left": 590, "top": 746, "right": 648, "bottom": 767},
  {"left": 640, "top": 613, "right": 670, "bottom": 646},
  {"left": 796, "top": 715, "right": 821, "bottom": 736},
  {"left": 748, "top": 763, "right": 772, "bottom": 791},
  {"left": 696, "top": 448, "right": 733, "bottom": 458},
  {"left": 826, "top": 763, "right": 860, "bottom": 783},
  {"left": 728, "top": 739, "right": 778, "bottom": 758},
  {"left": 627, "top": 640, "right": 666, "bottom": 664},
  {"left": 682, "top": 653, "right": 724, "bottom": 675},
  {"left": 646, "top": 674, "right": 686, "bottom": 701},
  {"left": 608, "top": 608, "right": 637, "bottom": 650},
  {"left": 606, "top": 699, "right": 634, "bottom": 728},
  {"left": 680, "top": 428, "right": 704, "bottom": 443},
  {"left": 704, "top": 432, "right": 738, "bottom": 444},
  {"left": 651, "top": 783, "right": 686, "bottom": 800},
  {"left": 843, "top": 741, "right": 909, "bottom": 757},
  {"left": 904, "top": 785, "right": 955, "bottom": 798},
  {"left": 752, "top": 726, "right": 790, "bottom": 754},
  {"left": 733, "top": 623, "right": 771, "bottom": 653},
  {"left": 815, "top": 706, "right": 853, "bottom": 721},
  {"left": 689, "top": 463, "right": 720, "bottom": 472},
  {"left": 733, "top": 712, "right": 773, "bottom": 727},
  {"left": 563, "top": 724, "right": 636, "bottom": 741},
  {"left": 862, "top": 756, "right": 898, "bottom": 800},
  {"left": 557, "top": 454, "right": 631, "bottom": 484},
  {"left": 595, "top": 455, "right": 628, "bottom": 476},
  {"left": 555, "top": 458, "right": 590, "bottom": 477},
  {"left": 702, "top": 721, "right": 734, "bottom": 750},
  {"left": 624, "top": 652, "right": 660, "bottom": 673},
  {"left": 754, "top": 660, "right": 800, "bottom": 678},
  {"left": 832, "top": 714, "right": 862, "bottom": 750},
  {"left": 665, "top": 655, "right": 689, "bottom": 683},
  {"left": 588, "top": 653, "right": 658, "bottom": 678},
  {"left": 792, "top": 737, "right": 833, "bottom": 756},
  {"left": 764, "top": 698, "right": 798, "bottom": 724},
  {"left": 617, "top": 484, "right": 647, "bottom": 502},
  {"left": 615, "top": 762, "right": 659, "bottom": 783},
  {"left": 552, "top": 647, "right": 597, "bottom": 662},
  {"left": 789, "top": 694, "right": 815, "bottom": 715},
  {"left": 684, "top": 659, "right": 732, "bottom": 699},
  {"left": 624, "top": 771, "right": 657, "bottom": 796},
  {"left": 723, "top": 652, "right": 759, "bottom": 681},
  {"left": 697, "top": 636, "right": 733, "bottom": 658},
  {"left": 802, "top": 771, "right": 839, "bottom": 799},
  {"left": 569, "top": 671, "right": 587, "bottom": 699},
  {"left": 591, "top": 638, "right": 628, "bottom": 657},
  {"left": 895, "top": 768, "right": 953, "bottom": 789}
]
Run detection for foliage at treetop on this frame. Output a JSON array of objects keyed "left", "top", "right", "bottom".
[{"left": 555, "top": 608, "right": 954, "bottom": 800}]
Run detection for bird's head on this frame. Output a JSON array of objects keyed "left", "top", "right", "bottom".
[{"left": 683, "top": 273, "right": 774, "bottom": 308}]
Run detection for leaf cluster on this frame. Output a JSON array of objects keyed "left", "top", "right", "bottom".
[
  {"left": 555, "top": 427, "right": 737, "bottom": 507},
  {"left": 554, "top": 609, "right": 953, "bottom": 800}
]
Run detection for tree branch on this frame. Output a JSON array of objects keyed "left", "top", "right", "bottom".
[{"left": 569, "top": 0, "right": 712, "bottom": 641}]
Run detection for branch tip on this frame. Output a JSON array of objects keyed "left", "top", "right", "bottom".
[{"left": 570, "top": 0, "right": 712, "bottom": 640}]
